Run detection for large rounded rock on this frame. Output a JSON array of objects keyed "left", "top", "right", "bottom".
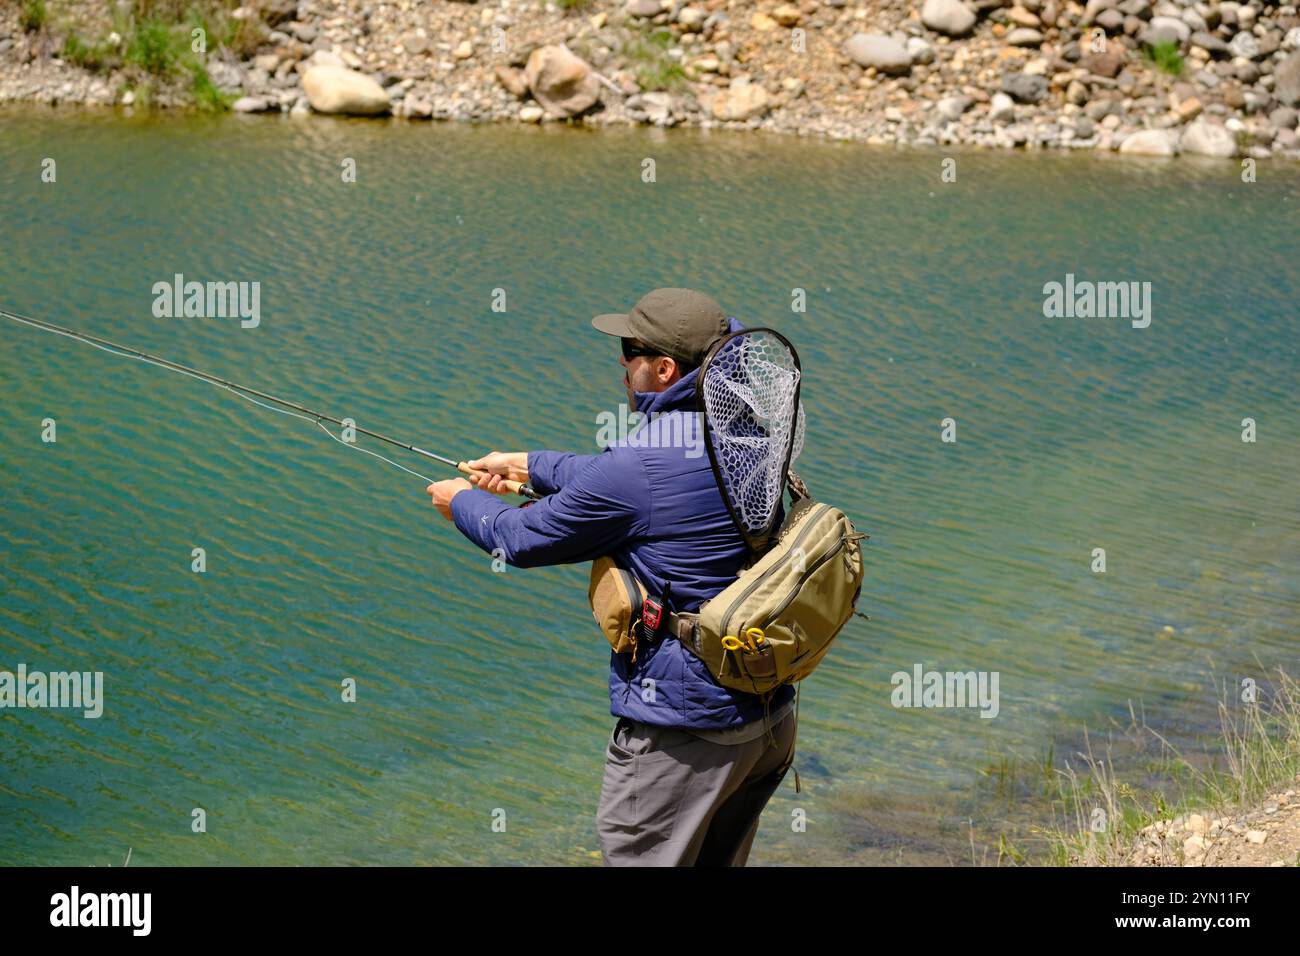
[
  {"left": 921, "top": 0, "right": 977, "bottom": 37},
  {"left": 711, "top": 78, "right": 770, "bottom": 121},
  {"left": 1119, "top": 129, "right": 1178, "bottom": 155},
  {"left": 1180, "top": 119, "right": 1237, "bottom": 157},
  {"left": 843, "top": 33, "right": 912, "bottom": 74},
  {"left": 525, "top": 45, "right": 601, "bottom": 117},
  {"left": 1274, "top": 51, "right": 1300, "bottom": 107},
  {"left": 301, "top": 66, "right": 390, "bottom": 115}
]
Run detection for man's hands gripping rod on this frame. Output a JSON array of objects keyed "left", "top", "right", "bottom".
[{"left": 427, "top": 451, "right": 531, "bottom": 520}]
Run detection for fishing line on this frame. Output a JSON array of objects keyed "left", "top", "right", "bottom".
[
  {"left": 235, "top": 390, "right": 438, "bottom": 486},
  {"left": 0, "top": 307, "right": 537, "bottom": 495}
]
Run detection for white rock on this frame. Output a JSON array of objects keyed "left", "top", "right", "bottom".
[
  {"left": 936, "top": 95, "right": 972, "bottom": 121},
  {"left": 843, "top": 33, "right": 912, "bottom": 74},
  {"left": 1246, "top": 829, "right": 1268, "bottom": 844},
  {"left": 301, "top": 50, "right": 345, "bottom": 72},
  {"left": 678, "top": 6, "right": 708, "bottom": 31},
  {"left": 922, "top": 0, "right": 977, "bottom": 36},
  {"left": 1181, "top": 118, "right": 1237, "bottom": 156},
  {"left": 301, "top": 65, "right": 390, "bottom": 115},
  {"left": 908, "top": 37, "right": 936, "bottom": 64},
  {"left": 1229, "top": 31, "right": 1259, "bottom": 59},
  {"left": 990, "top": 92, "right": 1016, "bottom": 121},
  {"left": 711, "top": 77, "right": 770, "bottom": 120},
  {"left": 1007, "top": 27, "right": 1046, "bottom": 46},
  {"left": 519, "top": 105, "right": 544, "bottom": 123},
  {"left": 1149, "top": 15, "right": 1192, "bottom": 42},
  {"left": 1119, "top": 128, "right": 1178, "bottom": 154}
]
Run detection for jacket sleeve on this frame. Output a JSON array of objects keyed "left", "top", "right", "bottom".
[
  {"left": 451, "top": 450, "right": 647, "bottom": 568},
  {"left": 525, "top": 450, "right": 602, "bottom": 496}
]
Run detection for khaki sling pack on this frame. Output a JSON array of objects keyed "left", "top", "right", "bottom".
[
  {"left": 587, "top": 480, "right": 867, "bottom": 693},
  {"left": 673, "top": 487, "right": 866, "bottom": 694}
]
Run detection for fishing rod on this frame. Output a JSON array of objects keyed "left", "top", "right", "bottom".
[{"left": 0, "top": 307, "right": 541, "bottom": 500}]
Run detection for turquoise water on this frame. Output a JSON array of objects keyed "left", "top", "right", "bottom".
[{"left": 1, "top": 109, "right": 1297, "bottom": 865}]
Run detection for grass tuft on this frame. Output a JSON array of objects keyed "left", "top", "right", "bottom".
[
  {"left": 1143, "top": 40, "right": 1185, "bottom": 77},
  {"left": 624, "top": 27, "right": 687, "bottom": 92},
  {"left": 1044, "top": 669, "right": 1300, "bottom": 866},
  {"left": 20, "top": 0, "right": 47, "bottom": 32}
]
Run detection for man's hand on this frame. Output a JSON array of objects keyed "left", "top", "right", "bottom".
[
  {"left": 427, "top": 478, "right": 472, "bottom": 521},
  {"left": 464, "top": 451, "right": 529, "bottom": 494}
]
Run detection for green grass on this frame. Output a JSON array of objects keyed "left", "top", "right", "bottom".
[
  {"left": 114, "top": 6, "right": 234, "bottom": 110},
  {"left": 62, "top": 31, "right": 112, "bottom": 71},
  {"left": 1044, "top": 669, "right": 1300, "bottom": 866},
  {"left": 624, "top": 27, "right": 687, "bottom": 92},
  {"left": 1143, "top": 40, "right": 1185, "bottom": 77},
  {"left": 189, "top": 61, "right": 233, "bottom": 111},
  {"left": 20, "top": 0, "right": 47, "bottom": 32},
  {"left": 125, "top": 16, "right": 184, "bottom": 75}
]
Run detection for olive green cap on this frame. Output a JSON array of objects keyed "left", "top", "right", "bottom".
[{"left": 592, "top": 288, "right": 729, "bottom": 370}]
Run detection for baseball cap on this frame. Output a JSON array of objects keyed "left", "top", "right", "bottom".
[{"left": 592, "top": 288, "right": 730, "bottom": 370}]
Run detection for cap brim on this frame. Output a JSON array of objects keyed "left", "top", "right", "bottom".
[{"left": 591, "top": 313, "right": 634, "bottom": 337}]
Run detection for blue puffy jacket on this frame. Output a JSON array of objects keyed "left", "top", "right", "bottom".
[{"left": 450, "top": 328, "right": 796, "bottom": 729}]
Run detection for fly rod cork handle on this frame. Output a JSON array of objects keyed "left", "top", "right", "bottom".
[{"left": 457, "top": 462, "right": 542, "bottom": 501}]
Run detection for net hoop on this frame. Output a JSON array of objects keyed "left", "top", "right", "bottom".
[{"left": 695, "top": 326, "right": 803, "bottom": 553}]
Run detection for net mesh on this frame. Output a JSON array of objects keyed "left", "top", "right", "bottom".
[{"left": 700, "top": 330, "right": 802, "bottom": 543}]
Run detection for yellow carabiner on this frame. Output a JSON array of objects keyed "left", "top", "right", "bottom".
[
  {"left": 721, "top": 635, "right": 746, "bottom": 652},
  {"left": 744, "top": 627, "right": 766, "bottom": 652}
]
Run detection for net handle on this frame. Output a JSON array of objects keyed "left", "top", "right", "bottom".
[{"left": 694, "top": 326, "right": 803, "bottom": 554}]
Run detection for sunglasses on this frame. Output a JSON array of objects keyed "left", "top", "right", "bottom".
[{"left": 621, "top": 339, "right": 662, "bottom": 362}]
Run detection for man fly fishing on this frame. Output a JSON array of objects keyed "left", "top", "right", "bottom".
[
  {"left": 2, "top": 299, "right": 864, "bottom": 868},
  {"left": 425, "top": 288, "right": 800, "bottom": 866}
]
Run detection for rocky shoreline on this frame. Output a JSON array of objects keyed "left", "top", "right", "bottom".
[
  {"left": 1127, "top": 777, "right": 1300, "bottom": 866},
  {"left": 3, "top": 0, "right": 1299, "bottom": 159}
]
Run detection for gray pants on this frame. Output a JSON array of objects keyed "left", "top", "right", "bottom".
[{"left": 595, "top": 710, "right": 796, "bottom": 866}]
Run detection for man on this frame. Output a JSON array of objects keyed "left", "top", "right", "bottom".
[{"left": 426, "top": 288, "right": 798, "bottom": 866}]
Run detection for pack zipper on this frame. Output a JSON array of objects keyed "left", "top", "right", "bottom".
[
  {"left": 760, "top": 536, "right": 846, "bottom": 629},
  {"left": 617, "top": 566, "right": 643, "bottom": 662},
  {"left": 720, "top": 502, "right": 831, "bottom": 637}
]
